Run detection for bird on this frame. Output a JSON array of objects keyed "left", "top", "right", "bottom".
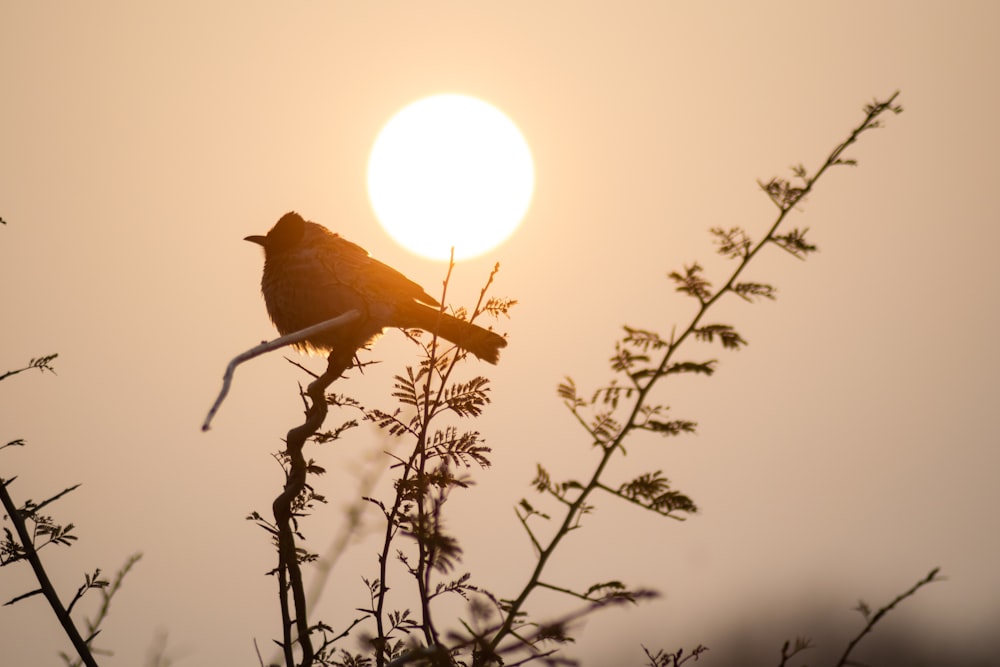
[{"left": 245, "top": 211, "right": 507, "bottom": 364}]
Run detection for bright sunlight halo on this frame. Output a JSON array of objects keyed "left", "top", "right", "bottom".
[{"left": 367, "top": 94, "right": 534, "bottom": 261}]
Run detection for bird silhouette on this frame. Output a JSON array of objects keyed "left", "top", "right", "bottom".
[{"left": 246, "top": 212, "right": 507, "bottom": 364}]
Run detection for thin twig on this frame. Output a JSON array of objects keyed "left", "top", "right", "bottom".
[
  {"left": 33, "top": 483, "right": 82, "bottom": 515},
  {"left": 0, "top": 354, "right": 58, "bottom": 382},
  {"left": 79, "top": 554, "right": 143, "bottom": 650},
  {"left": 833, "top": 567, "right": 941, "bottom": 667},
  {"left": 201, "top": 311, "right": 360, "bottom": 430}
]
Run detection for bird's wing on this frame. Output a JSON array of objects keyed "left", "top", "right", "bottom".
[{"left": 310, "top": 224, "right": 441, "bottom": 307}]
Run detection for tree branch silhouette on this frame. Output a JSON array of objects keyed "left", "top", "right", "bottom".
[
  {"left": 1, "top": 355, "right": 102, "bottom": 667},
  {"left": 272, "top": 347, "right": 356, "bottom": 667},
  {"left": 486, "top": 92, "right": 904, "bottom": 659},
  {"left": 229, "top": 92, "right": 922, "bottom": 667},
  {"left": 833, "top": 567, "right": 941, "bottom": 667},
  {"left": 202, "top": 311, "right": 361, "bottom": 431},
  {"left": 0, "top": 479, "right": 99, "bottom": 667}
]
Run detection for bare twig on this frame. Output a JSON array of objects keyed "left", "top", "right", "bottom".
[
  {"left": 776, "top": 637, "right": 812, "bottom": 667},
  {"left": 73, "top": 553, "right": 143, "bottom": 665},
  {"left": 833, "top": 567, "right": 941, "bottom": 667},
  {"left": 201, "top": 311, "right": 360, "bottom": 430}
]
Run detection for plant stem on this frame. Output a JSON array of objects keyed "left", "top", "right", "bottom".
[
  {"left": 0, "top": 480, "right": 99, "bottom": 667},
  {"left": 487, "top": 92, "right": 902, "bottom": 657}
]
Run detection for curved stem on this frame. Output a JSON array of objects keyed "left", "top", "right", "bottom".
[{"left": 273, "top": 349, "right": 353, "bottom": 667}]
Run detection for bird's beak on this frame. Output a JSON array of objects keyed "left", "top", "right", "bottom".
[{"left": 244, "top": 235, "right": 267, "bottom": 246}]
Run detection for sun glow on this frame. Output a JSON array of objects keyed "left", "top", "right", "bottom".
[{"left": 367, "top": 94, "right": 534, "bottom": 261}]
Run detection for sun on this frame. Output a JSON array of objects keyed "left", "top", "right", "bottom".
[{"left": 367, "top": 94, "right": 534, "bottom": 261}]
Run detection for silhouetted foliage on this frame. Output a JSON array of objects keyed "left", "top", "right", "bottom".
[
  {"left": 1, "top": 354, "right": 141, "bottom": 667},
  {"left": 237, "top": 92, "right": 925, "bottom": 667},
  {"left": 6, "top": 92, "right": 937, "bottom": 667}
]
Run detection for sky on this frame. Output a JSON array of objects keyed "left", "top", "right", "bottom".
[{"left": 2, "top": 2, "right": 999, "bottom": 666}]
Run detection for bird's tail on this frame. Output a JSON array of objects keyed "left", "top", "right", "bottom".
[{"left": 400, "top": 303, "right": 507, "bottom": 364}]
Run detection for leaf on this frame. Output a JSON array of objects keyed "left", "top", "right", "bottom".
[
  {"left": 401, "top": 517, "right": 463, "bottom": 574},
  {"left": 710, "top": 226, "right": 753, "bottom": 259},
  {"left": 392, "top": 367, "right": 421, "bottom": 407},
  {"left": 482, "top": 296, "right": 517, "bottom": 318},
  {"left": 730, "top": 282, "right": 776, "bottom": 302},
  {"left": 665, "top": 360, "right": 717, "bottom": 376},
  {"left": 668, "top": 263, "right": 713, "bottom": 302},
  {"left": 758, "top": 176, "right": 806, "bottom": 209},
  {"left": 519, "top": 498, "right": 550, "bottom": 520},
  {"left": 535, "top": 621, "right": 572, "bottom": 644},
  {"left": 609, "top": 343, "right": 649, "bottom": 375},
  {"left": 585, "top": 580, "right": 626, "bottom": 597},
  {"left": 29, "top": 354, "right": 58, "bottom": 373},
  {"left": 445, "top": 376, "right": 491, "bottom": 417},
  {"left": 366, "top": 408, "right": 410, "bottom": 437},
  {"left": 771, "top": 227, "right": 818, "bottom": 259},
  {"left": 622, "top": 326, "right": 668, "bottom": 352},
  {"left": 532, "top": 464, "right": 552, "bottom": 493},
  {"left": 557, "top": 377, "right": 585, "bottom": 410},
  {"left": 642, "top": 419, "right": 697, "bottom": 437},
  {"left": 617, "top": 471, "right": 698, "bottom": 516},
  {"left": 325, "top": 393, "right": 363, "bottom": 409},
  {"left": 591, "top": 380, "right": 635, "bottom": 409},
  {"left": 311, "top": 419, "right": 359, "bottom": 444},
  {"left": 432, "top": 572, "right": 473, "bottom": 601},
  {"left": 589, "top": 412, "right": 621, "bottom": 444},
  {"left": 693, "top": 324, "right": 747, "bottom": 350},
  {"left": 430, "top": 427, "right": 492, "bottom": 469}
]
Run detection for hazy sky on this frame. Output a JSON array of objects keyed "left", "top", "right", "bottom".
[{"left": 2, "top": 3, "right": 999, "bottom": 666}]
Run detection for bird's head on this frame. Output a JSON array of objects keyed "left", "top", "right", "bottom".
[{"left": 245, "top": 211, "right": 306, "bottom": 255}]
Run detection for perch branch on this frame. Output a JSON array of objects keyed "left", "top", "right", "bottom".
[
  {"left": 274, "top": 347, "right": 355, "bottom": 666},
  {"left": 201, "top": 310, "right": 360, "bottom": 431}
]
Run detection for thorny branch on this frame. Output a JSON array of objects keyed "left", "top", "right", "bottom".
[
  {"left": 273, "top": 347, "right": 356, "bottom": 667},
  {"left": 203, "top": 311, "right": 362, "bottom": 665}
]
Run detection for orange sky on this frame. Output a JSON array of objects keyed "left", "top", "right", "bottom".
[{"left": 2, "top": 3, "right": 999, "bottom": 666}]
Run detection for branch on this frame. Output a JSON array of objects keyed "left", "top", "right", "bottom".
[
  {"left": 488, "top": 92, "right": 904, "bottom": 656},
  {"left": 0, "top": 354, "right": 58, "bottom": 382},
  {"left": 33, "top": 483, "right": 82, "bottom": 516},
  {"left": 77, "top": 554, "right": 143, "bottom": 654},
  {"left": 273, "top": 349, "right": 355, "bottom": 667},
  {"left": 833, "top": 567, "right": 941, "bottom": 667},
  {"left": 0, "top": 480, "right": 99, "bottom": 667},
  {"left": 593, "top": 480, "right": 691, "bottom": 521},
  {"left": 201, "top": 311, "right": 360, "bottom": 430}
]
